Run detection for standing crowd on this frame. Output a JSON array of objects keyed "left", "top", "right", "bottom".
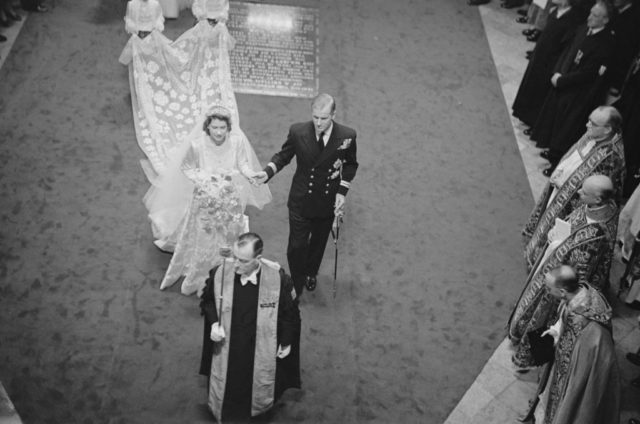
[{"left": 469, "top": 0, "right": 640, "bottom": 423}]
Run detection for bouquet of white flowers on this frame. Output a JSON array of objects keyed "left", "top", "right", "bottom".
[{"left": 192, "top": 171, "right": 244, "bottom": 240}]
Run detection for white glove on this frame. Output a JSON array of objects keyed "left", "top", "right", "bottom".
[
  {"left": 210, "top": 322, "right": 226, "bottom": 342},
  {"left": 276, "top": 344, "right": 291, "bottom": 359}
]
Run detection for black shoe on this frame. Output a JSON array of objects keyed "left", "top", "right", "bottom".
[
  {"left": 517, "top": 8, "right": 528, "bottom": 16},
  {"left": 542, "top": 168, "right": 553, "bottom": 177},
  {"left": 516, "top": 16, "right": 528, "bottom": 23},
  {"left": 527, "top": 30, "right": 541, "bottom": 42},
  {"left": 627, "top": 352, "right": 640, "bottom": 366},
  {"left": 305, "top": 275, "right": 317, "bottom": 291},
  {"left": 524, "top": 128, "right": 532, "bottom": 136},
  {"left": 522, "top": 28, "right": 536, "bottom": 36}
]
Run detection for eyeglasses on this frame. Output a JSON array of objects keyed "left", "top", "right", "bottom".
[{"left": 587, "top": 119, "right": 609, "bottom": 128}]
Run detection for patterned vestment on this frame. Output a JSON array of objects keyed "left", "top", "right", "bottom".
[
  {"left": 523, "top": 134, "right": 625, "bottom": 271},
  {"left": 537, "top": 285, "right": 620, "bottom": 424},
  {"left": 509, "top": 202, "right": 618, "bottom": 368}
]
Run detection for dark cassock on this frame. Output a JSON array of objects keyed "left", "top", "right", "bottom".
[
  {"left": 199, "top": 259, "right": 301, "bottom": 422},
  {"left": 523, "top": 133, "right": 625, "bottom": 270},
  {"left": 606, "top": 2, "right": 640, "bottom": 94},
  {"left": 534, "top": 285, "right": 620, "bottom": 424},
  {"left": 512, "top": 5, "right": 585, "bottom": 127},
  {"left": 530, "top": 24, "right": 614, "bottom": 164},
  {"left": 509, "top": 201, "right": 618, "bottom": 368},
  {"left": 614, "top": 51, "right": 640, "bottom": 197}
]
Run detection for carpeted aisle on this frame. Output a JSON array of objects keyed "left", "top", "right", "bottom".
[{"left": 0, "top": 1, "right": 532, "bottom": 423}]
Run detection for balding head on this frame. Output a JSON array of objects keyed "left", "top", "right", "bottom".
[
  {"left": 545, "top": 265, "right": 580, "bottom": 298},
  {"left": 589, "top": 106, "right": 622, "bottom": 134},
  {"left": 579, "top": 175, "right": 614, "bottom": 206}
]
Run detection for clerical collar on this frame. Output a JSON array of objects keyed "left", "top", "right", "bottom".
[{"left": 239, "top": 264, "right": 261, "bottom": 286}]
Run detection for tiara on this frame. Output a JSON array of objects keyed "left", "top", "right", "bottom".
[{"left": 206, "top": 105, "right": 232, "bottom": 119}]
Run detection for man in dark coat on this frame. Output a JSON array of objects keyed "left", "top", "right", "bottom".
[
  {"left": 199, "top": 232, "right": 301, "bottom": 423},
  {"left": 513, "top": 0, "right": 586, "bottom": 128},
  {"left": 614, "top": 49, "right": 640, "bottom": 197},
  {"left": 255, "top": 93, "right": 359, "bottom": 295},
  {"left": 607, "top": 0, "right": 640, "bottom": 95},
  {"left": 530, "top": 0, "right": 615, "bottom": 174}
]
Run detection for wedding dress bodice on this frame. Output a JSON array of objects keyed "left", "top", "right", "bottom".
[{"left": 195, "top": 134, "right": 252, "bottom": 177}]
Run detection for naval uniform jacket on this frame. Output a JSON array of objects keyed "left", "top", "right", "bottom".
[{"left": 266, "top": 121, "right": 358, "bottom": 218}]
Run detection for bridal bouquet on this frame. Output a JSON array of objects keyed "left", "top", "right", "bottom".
[{"left": 192, "top": 171, "right": 244, "bottom": 239}]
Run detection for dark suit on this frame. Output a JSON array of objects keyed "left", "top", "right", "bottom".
[
  {"left": 512, "top": 6, "right": 584, "bottom": 127},
  {"left": 531, "top": 24, "right": 615, "bottom": 164},
  {"left": 265, "top": 121, "right": 358, "bottom": 293},
  {"left": 608, "top": 3, "right": 640, "bottom": 92}
]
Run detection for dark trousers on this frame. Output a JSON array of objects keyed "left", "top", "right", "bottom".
[{"left": 287, "top": 209, "right": 333, "bottom": 294}]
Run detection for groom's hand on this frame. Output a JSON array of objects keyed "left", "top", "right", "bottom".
[{"left": 253, "top": 171, "right": 268, "bottom": 185}]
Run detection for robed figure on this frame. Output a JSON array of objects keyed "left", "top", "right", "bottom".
[
  {"left": 533, "top": 270, "right": 620, "bottom": 424},
  {"left": 523, "top": 107, "right": 625, "bottom": 271},
  {"left": 199, "top": 234, "right": 301, "bottom": 423},
  {"left": 530, "top": 4, "right": 615, "bottom": 166},
  {"left": 613, "top": 50, "right": 640, "bottom": 197},
  {"left": 512, "top": 2, "right": 584, "bottom": 127},
  {"left": 509, "top": 177, "right": 618, "bottom": 369}
]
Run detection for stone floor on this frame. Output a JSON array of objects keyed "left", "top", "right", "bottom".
[{"left": 443, "top": 3, "right": 640, "bottom": 424}]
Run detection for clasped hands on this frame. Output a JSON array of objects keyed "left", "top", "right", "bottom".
[{"left": 210, "top": 322, "right": 291, "bottom": 358}]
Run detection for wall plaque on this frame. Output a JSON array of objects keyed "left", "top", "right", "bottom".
[{"left": 228, "top": 2, "right": 319, "bottom": 98}]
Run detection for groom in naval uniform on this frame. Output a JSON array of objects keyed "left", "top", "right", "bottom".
[{"left": 255, "top": 93, "right": 359, "bottom": 295}]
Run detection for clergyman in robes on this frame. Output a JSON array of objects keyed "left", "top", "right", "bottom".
[
  {"left": 533, "top": 265, "right": 620, "bottom": 424},
  {"left": 523, "top": 105, "right": 625, "bottom": 271},
  {"left": 509, "top": 175, "right": 619, "bottom": 369},
  {"left": 199, "top": 232, "right": 301, "bottom": 422},
  {"left": 530, "top": 0, "right": 615, "bottom": 170}
]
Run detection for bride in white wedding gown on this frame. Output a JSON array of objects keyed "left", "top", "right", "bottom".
[
  {"left": 145, "top": 107, "right": 271, "bottom": 295},
  {"left": 120, "top": 0, "right": 271, "bottom": 295}
]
